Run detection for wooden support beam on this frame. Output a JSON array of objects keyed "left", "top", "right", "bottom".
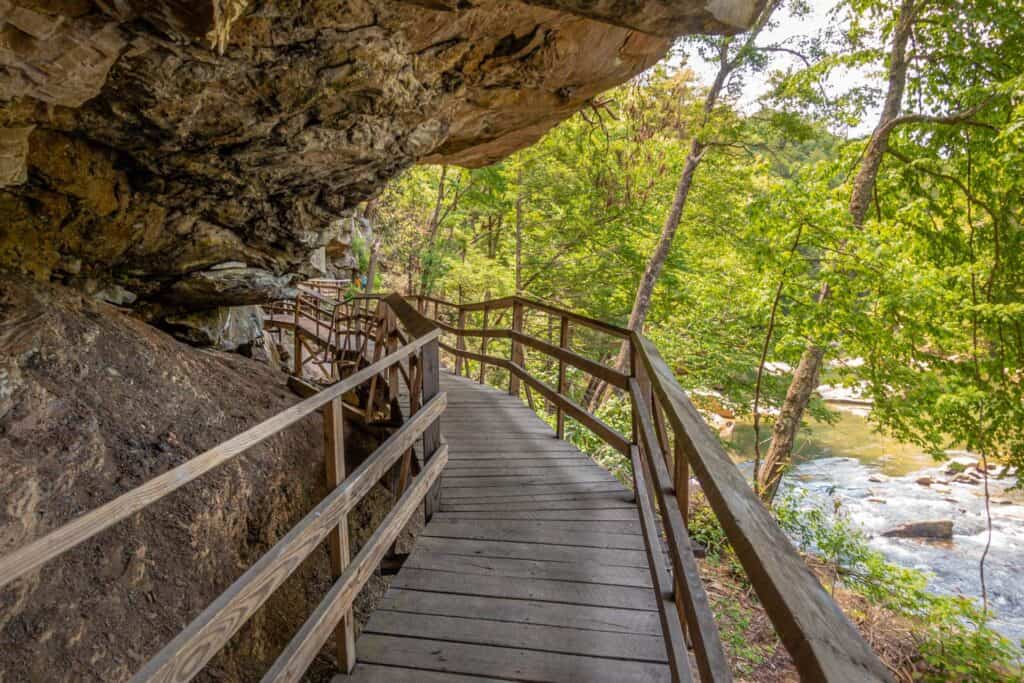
[
  {"left": 261, "top": 445, "right": 448, "bottom": 683},
  {"left": 323, "top": 398, "right": 356, "bottom": 674},
  {"left": 128, "top": 394, "right": 447, "bottom": 683},
  {"left": 556, "top": 316, "right": 569, "bottom": 440},
  {"left": 455, "top": 309, "right": 467, "bottom": 376},
  {"left": 509, "top": 300, "right": 524, "bottom": 397},
  {"left": 420, "top": 338, "right": 442, "bottom": 521}
]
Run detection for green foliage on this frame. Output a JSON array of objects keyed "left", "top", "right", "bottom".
[{"left": 773, "top": 493, "right": 1024, "bottom": 681}]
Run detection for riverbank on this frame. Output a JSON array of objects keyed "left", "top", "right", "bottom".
[{"left": 727, "top": 405, "right": 1024, "bottom": 643}]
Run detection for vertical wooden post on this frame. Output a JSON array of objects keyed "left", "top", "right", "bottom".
[
  {"left": 509, "top": 300, "right": 524, "bottom": 396},
  {"left": 323, "top": 398, "right": 356, "bottom": 673},
  {"left": 556, "top": 316, "right": 570, "bottom": 439},
  {"left": 386, "top": 307, "right": 399, "bottom": 400},
  {"left": 675, "top": 437, "right": 690, "bottom": 527},
  {"left": 421, "top": 338, "right": 442, "bottom": 521},
  {"left": 455, "top": 309, "right": 467, "bottom": 376},
  {"left": 292, "top": 296, "right": 303, "bottom": 376},
  {"left": 478, "top": 306, "right": 490, "bottom": 385}
]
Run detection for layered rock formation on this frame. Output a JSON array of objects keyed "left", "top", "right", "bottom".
[{"left": 0, "top": 0, "right": 759, "bottom": 322}]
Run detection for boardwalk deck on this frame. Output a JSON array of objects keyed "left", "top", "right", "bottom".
[{"left": 346, "top": 371, "right": 671, "bottom": 683}]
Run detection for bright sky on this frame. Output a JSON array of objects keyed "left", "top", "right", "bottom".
[{"left": 681, "top": 0, "right": 881, "bottom": 137}]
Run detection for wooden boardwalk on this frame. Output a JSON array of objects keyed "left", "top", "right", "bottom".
[{"left": 347, "top": 371, "right": 671, "bottom": 682}]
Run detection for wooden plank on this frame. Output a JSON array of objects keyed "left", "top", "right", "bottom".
[
  {"left": 130, "top": 395, "right": 447, "bottom": 682},
  {"left": 365, "top": 611, "right": 667, "bottom": 663},
  {"left": 323, "top": 398, "right": 355, "bottom": 674},
  {"left": 422, "top": 521, "right": 645, "bottom": 551},
  {"left": 0, "top": 330, "right": 440, "bottom": 591},
  {"left": 440, "top": 472, "right": 617, "bottom": 488},
  {"left": 442, "top": 489, "right": 634, "bottom": 506},
  {"left": 390, "top": 567, "right": 657, "bottom": 611},
  {"left": 403, "top": 549, "right": 653, "bottom": 588},
  {"left": 436, "top": 507, "right": 639, "bottom": 520},
  {"left": 633, "top": 332, "right": 892, "bottom": 682},
  {"left": 440, "top": 481, "right": 626, "bottom": 499},
  {"left": 411, "top": 536, "right": 649, "bottom": 567},
  {"left": 444, "top": 457, "right": 594, "bottom": 471},
  {"left": 355, "top": 635, "right": 671, "bottom": 683},
  {"left": 440, "top": 498, "right": 638, "bottom": 512},
  {"left": 445, "top": 441, "right": 580, "bottom": 452},
  {"left": 347, "top": 664, "right": 506, "bottom": 683},
  {"left": 380, "top": 589, "right": 661, "bottom": 634},
  {"left": 428, "top": 518, "right": 642, "bottom": 541},
  {"left": 261, "top": 445, "right": 448, "bottom": 683}
]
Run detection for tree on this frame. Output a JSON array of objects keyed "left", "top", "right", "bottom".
[{"left": 756, "top": 0, "right": 1024, "bottom": 499}]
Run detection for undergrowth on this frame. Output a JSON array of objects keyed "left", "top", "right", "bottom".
[{"left": 690, "top": 490, "right": 1024, "bottom": 680}]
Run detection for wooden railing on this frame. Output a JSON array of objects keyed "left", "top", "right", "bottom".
[
  {"left": 0, "top": 292, "right": 445, "bottom": 682},
  {"left": 410, "top": 293, "right": 892, "bottom": 683}
]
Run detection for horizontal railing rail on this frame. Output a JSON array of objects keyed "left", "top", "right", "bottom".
[
  {"left": 0, "top": 290, "right": 446, "bottom": 682},
  {"left": 409, "top": 293, "right": 892, "bottom": 683}
]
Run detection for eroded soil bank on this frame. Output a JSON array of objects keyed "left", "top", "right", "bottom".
[{"left": 0, "top": 275, "right": 415, "bottom": 681}]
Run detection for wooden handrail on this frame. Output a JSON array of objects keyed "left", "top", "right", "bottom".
[
  {"left": 0, "top": 327, "right": 438, "bottom": 590},
  {"left": 632, "top": 334, "right": 892, "bottom": 682},
  {"left": 1, "top": 288, "right": 448, "bottom": 683},
  {"left": 132, "top": 394, "right": 447, "bottom": 682},
  {"left": 413, "top": 292, "right": 892, "bottom": 683}
]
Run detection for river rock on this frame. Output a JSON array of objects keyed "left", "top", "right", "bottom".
[
  {"left": 881, "top": 520, "right": 954, "bottom": 540},
  {"left": 868, "top": 474, "right": 887, "bottom": 483},
  {"left": 915, "top": 476, "right": 933, "bottom": 487},
  {"left": 952, "top": 474, "right": 980, "bottom": 485}
]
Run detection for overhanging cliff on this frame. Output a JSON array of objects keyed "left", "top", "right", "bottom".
[{"left": 0, "top": 0, "right": 760, "bottom": 317}]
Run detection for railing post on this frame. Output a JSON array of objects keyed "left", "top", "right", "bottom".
[
  {"left": 421, "top": 337, "right": 442, "bottom": 521},
  {"left": 323, "top": 397, "right": 356, "bottom": 674},
  {"left": 455, "top": 309, "right": 467, "bottom": 376},
  {"left": 386, "top": 306, "right": 399, "bottom": 401},
  {"left": 556, "top": 316, "right": 570, "bottom": 439},
  {"left": 292, "top": 296, "right": 303, "bottom": 376},
  {"left": 478, "top": 305, "right": 489, "bottom": 385},
  {"left": 509, "top": 300, "right": 524, "bottom": 396}
]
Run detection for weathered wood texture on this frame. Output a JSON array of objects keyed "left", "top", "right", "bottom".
[{"left": 347, "top": 372, "right": 674, "bottom": 683}]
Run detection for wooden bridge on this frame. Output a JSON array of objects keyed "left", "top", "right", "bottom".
[{"left": 0, "top": 285, "right": 893, "bottom": 682}]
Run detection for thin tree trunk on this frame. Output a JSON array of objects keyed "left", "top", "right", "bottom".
[
  {"left": 421, "top": 165, "right": 448, "bottom": 296},
  {"left": 365, "top": 241, "right": 379, "bottom": 294},
  {"left": 757, "top": 0, "right": 916, "bottom": 500},
  {"left": 515, "top": 183, "right": 524, "bottom": 294}
]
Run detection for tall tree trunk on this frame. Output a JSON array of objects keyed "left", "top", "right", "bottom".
[
  {"left": 515, "top": 187, "right": 524, "bottom": 294},
  {"left": 421, "top": 165, "right": 448, "bottom": 296},
  {"left": 757, "top": 0, "right": 916, "bottom": 500},
  {"left": 365, "top": 241, "right": 379, "bottom": 294},
  {"left": 586, "top": 42, "right": 731, "bottom": 413},
  {"left": 584, "top": 2, "right": 783, "bottom": 415}
]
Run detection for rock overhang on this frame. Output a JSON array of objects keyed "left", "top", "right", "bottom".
[{"left": 0, "top": 0, "right": 762, "bottom": 318}]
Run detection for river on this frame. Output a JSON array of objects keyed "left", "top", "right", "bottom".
[{"left": 725, "top": 405, "right": 1024, "bottom": 643}]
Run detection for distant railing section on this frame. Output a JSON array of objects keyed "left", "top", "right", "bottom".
[
  {"left": 0, "top": 291, "right": 445, "bottom": 682},
  {"left": 409, "top": 293, "right": 892, "bottom": 683}
]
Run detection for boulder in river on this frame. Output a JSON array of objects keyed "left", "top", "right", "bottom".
[
  {"left": 915, "top": 476, "right": 933, "bottom": 487},
  {"left": 881, "top": 520, "right": 954, "bottom": 540}
]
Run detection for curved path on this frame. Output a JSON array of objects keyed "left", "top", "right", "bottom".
[{"left": 346, "top": 371, "right": 671, "bottom": 682}]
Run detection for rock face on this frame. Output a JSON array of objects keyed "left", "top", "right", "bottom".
[
  {"left": 0, "top": 275, "right": 417, "bottom": 681},
  {"left": 0, "top": 0, "right": 758, "bottom": 320},
  {"left": 881, "top": 520, "right": 955, "bottom": 540}
]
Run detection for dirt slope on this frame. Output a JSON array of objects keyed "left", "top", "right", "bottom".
[{"left": 0, "top": 275, "right": 408, "bottom": 681}]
